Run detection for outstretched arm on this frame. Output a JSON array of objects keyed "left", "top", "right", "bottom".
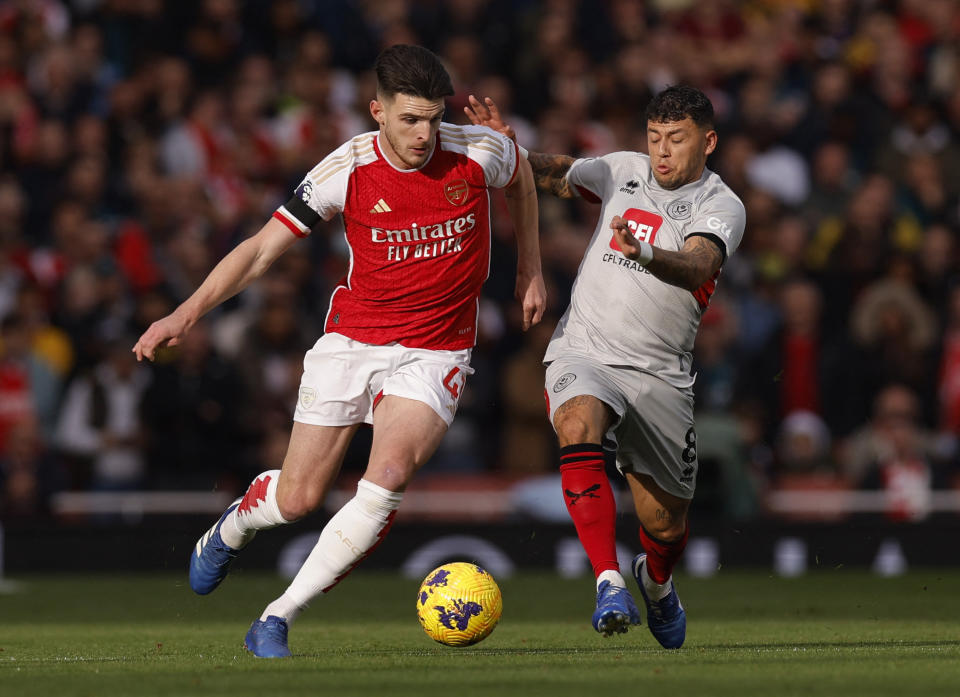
[
  {"left": 466, "top": 95, "right": 576, "bottom": 199},
  {"left": 132, "top": 216, "right": 299, "bottom": 361},
  {"left": 527, "top": 152, "right": 577, "bottom": 198},
  {"left": 611, "top": 215, "right": 723, "bottom": 291},
  {"left": 504, "top": 156, "right": 547, "bottom": 330}
]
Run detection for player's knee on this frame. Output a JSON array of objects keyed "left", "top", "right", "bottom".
[
  {"left": 364, "top": 462, "right": 415, "bottom": 493},
  {"left": 276, "top": 486, "right": 324, "bottom": 522},
  {"left": 553, "top": 411, "right": 595, "bottom": 447},
  {"left": 640, "top": 514, "right": 687, "bottom": 542}
]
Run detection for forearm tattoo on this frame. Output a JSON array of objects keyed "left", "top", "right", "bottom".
[
  {"left": 645, "top": 236, "right": 723, "bottom": 291},
  {"left": 528, "top": 152, "right": 576, "bottom": 198}
]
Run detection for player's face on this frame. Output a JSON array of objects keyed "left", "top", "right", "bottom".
[
  {"left": 647, "top": 118, "right": 717, "bottom": 190},
  {"left": 371, "top": 93, "right": 445, "bottom": 169}
]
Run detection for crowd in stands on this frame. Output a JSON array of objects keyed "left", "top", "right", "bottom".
[{"left": 1, "top": 0, "right": 959, "bottom": 521}]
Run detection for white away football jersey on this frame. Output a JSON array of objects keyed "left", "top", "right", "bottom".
[{"left": 543, "top": 151, "right": 745, "bottom": 388}]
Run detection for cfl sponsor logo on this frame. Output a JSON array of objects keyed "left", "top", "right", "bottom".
[
  {"left": 371, "top": 213, "right": 477, "bottom": 244},
  {"left": 706, "top": 216, "right": 730, "bottom": 236},
  {"left": 610, "top": 208, "right": 662, "bottom": 252}
]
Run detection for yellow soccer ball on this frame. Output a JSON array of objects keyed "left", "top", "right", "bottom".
[{"left": 416, "top": 562, "right": 503, "bottom": 646}]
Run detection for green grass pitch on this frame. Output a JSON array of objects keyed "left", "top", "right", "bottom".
[{"left": 1, "top": 569, "right": 959, "bottom": 696}]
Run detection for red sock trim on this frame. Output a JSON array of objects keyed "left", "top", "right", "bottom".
[
  {"left": 321, "top": 509, "right": 397, "bottom": 593},
  {"left": 238, "top": 474, "right": 272, "bottom": 515},
  {"left": 560, "top": 444, "right": 619, "bottom": 577},
  {"left": 638, "top": 524, "right": 689, "bottom": 584}
]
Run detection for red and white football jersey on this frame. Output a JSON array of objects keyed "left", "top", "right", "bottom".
[{"left": 273, "top": 124, "right": 519, "bottom": 350}]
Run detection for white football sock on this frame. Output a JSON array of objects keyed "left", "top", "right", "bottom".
[
  {"left": 260, "top": 593, "right": 304, "bottom": 623},
  {"left": 279, "top": 479, "right": 403, "bottom": 616},
  {"left": 221, "top": 470, "right": 290, "bottom": 549},
  {"left": 640, "top": 559, "right": 672, "bottom": 601},
  {"left": 597, "top": 569, "right": 626, "bottom": 589}
]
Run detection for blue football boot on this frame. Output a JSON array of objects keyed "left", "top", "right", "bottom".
[
  {"left": 188, "top": 499, "right": 244, "bottom": 595},
  {"left": 632, "top": 553, "right": 686, "bottom": 649},
  {"left": 591, "top": 579, "right": 642, "bottom": 636},
  {"left": 244, "top": 616, "right": 292, "bottom": 658}
]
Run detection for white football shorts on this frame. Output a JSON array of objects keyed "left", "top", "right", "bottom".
[
  {"left": 294, "top": 332, "right": 474, "bottom": 427},
  {"left": 545, "top": 356, "right": 697, "bottom": 499}
]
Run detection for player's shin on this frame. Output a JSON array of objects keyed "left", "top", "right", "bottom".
[
  {"left": 222, "top": 470, "right": 290, "bottom": 549},
  {"left": 264, "top": 478, "right": 403, "bottom": 621},
  {"left": 560, "top": 445, "right": 622, "bottom": 584},
  {"left": 638, "top": 524, "right": 689, "bottom": 598}
]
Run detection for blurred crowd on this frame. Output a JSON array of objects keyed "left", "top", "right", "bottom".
[{"left": 1, "top": 0, "right": 959, "bottom": 522}]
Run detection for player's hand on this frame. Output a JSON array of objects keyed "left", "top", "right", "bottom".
[
  {"left": 465, "top": 95, "right": 517, "bottom": 142},
  {"left": 610, "top": 215, "right": 642, "bottom": 260},
  {"left": 132, "top": 312, "right": 192, "bottom": 362},
  {"left": 515, "top": 269, "right": 547, "bottom": 331}
]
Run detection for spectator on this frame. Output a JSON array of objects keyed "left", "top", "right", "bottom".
[
  {"left": 839, "top": 384, "right": 955, "bottom": 521},
  {"left": 849, "top": 276, "right": 938, "bottom": 417},
  {"left": 738, "top": 277, "right": 856, "bottom": 441},
  {"left": 0, "top": 415, "right": 63, "bottom": 519},
  {"left": 775, "top": 410, "right": 836, "bottom": 477},
  {"left": 0, "top": 313, "right": 60, "bottom": 450},
  {"left": 140, "top": 319, "right": 250, "bottom": 490},
  {"left": 0, "top": 0, "right": 958, "bottom": 518},
  {"left": 54, "top": 335, "right": 150, "bottom": 490}
]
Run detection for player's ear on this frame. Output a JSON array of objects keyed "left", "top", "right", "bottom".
[
  {"left": 370, "top": 99, "right": 385, "bottom": 126},
  {"left": 703, "top": 129, "right": 718, "bottom": 156}
]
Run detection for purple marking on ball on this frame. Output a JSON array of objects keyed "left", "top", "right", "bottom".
[
  {"left": 419, "top": 590, "right": 428, "bottom": 605},
  {"left": 425, "top": 569, "right": 451, "bottom": 587},
  {"left": 434, "top": 599, "right": 483, "bottom": 630}
]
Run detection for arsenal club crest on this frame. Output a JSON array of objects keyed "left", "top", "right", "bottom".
[{"left": 444, "top": 179, "right": 469, "bottom": 206}]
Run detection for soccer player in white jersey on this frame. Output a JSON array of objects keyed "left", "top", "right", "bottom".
[
  {"left": 467, "top": 86, "right": 745, "bottom": 648},
  {"left": 133, "top": 45, "right": 546, "bottom": 658}
]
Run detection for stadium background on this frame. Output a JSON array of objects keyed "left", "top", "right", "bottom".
[{"left": 1, "top": 0, "right": 959, "bottom": 579}]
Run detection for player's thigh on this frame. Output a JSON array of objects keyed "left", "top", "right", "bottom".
[
  {"left": 277, "top": 421, "right": 360, "bottom": 519},
  {"left": 545, "top": 358, "right": 622, "bottom": 445},
  {"left": 366, "top": 395, "right": 449, "bottom": 491},
  {"left": 364, "top": 347, "right": 472, "bottom": 491},
  {"left": 626, "top": 472, "right": 690, "bottom": 540},
  {"left": 615, "top": 372, "right": 697, "bottom": 524}
]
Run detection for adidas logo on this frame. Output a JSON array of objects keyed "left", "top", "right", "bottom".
[{"left": 369, "top": 198, "right": 392, "bottom": 214}]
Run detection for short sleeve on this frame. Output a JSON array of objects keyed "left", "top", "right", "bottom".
[
  {"left": 450, "top": 125, "right": 519, "bottom": 189},
  {"left": 566, "top": 157, "right": 611, "bottom": 203},
  {"left": 687, "top": 193, "right": 746, "bottom": 258},
  {"left": 273, "top": 137, "right": 365, "bottom": 237}
]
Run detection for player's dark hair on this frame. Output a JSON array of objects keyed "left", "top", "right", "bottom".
[
  {"left": 375, "top": 44, "right": 454, "bottom": 100},
  {"left": 645, "top": 85, "right": 714, "bottom": 128}
]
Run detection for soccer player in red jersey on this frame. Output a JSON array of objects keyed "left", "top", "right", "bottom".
[
  {"left": 133, "top": 45, "right": 546, "bottom": 658},
  {"left": 468, "top": 87, "right": 744, "bottom": 648}
]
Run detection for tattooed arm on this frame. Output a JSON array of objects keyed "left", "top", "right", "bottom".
[
  {"left": 612, "top": 215, "right": 724, "bottom": 291},
  {"left": 527, "top": 152, "right": 577, "bottom": 199}
]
